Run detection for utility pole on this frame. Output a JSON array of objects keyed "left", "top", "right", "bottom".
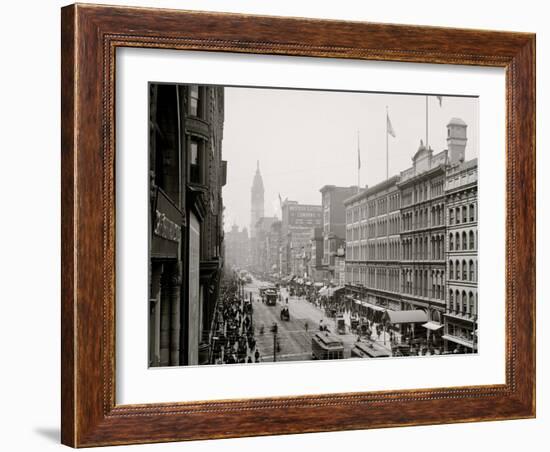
[{"left": 272, "top": 323, "right": 278, "bottom": 362}]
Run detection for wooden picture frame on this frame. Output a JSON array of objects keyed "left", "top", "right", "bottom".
[{"left": 61, "top": 3, "right": 536, "bottom": 447}]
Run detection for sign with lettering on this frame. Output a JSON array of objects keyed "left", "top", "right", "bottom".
[
  {"left": 154, "top": 211, "right": 182, "bottom": 242},
  {"left": 287, "top": 205, "right": 322, "bottom": 228},
  {"left": 151, "top": 188, "right": 184, "bottom": 258}
]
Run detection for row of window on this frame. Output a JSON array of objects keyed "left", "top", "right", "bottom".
[
  {"left": 448, "top": 204, "right": 476, "bottom": 225},
  {"left": 402, "top": 179, "right": 445, "bottom": 208},
  {"left": 346, "top": 266, "right": 401, "bottom": 293},
  {"left": 449, "top": 259, "right": 477, "bottom": 282},
  {"left": 401, "top": 234, "right": 445, "bottom": 261},
  {"left": 402, "top": 268, "right": 445, "bottom": 300},
  {"left": 346, "top": 194, "right": 401, "bottom": 224},
  {"left": 448, "top": 290, "right": 477, "bottom": 317},
  {"left": 402, "top": 203, "right": 445, "bottom": 231},
  {"left": 449, "top": 230, "right": 476, "bottom": 251},
  {"left": 345, "top": 266, "right": 447, "bottom": 302},
  {"left": 348, "top": 239, "right": 402, "bottom": 261}
]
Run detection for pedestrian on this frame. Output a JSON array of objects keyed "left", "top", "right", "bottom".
[
  {"left": 305, "top": 321, "right": 309, "bottom": 333},
  {"left": 254, "top": 349, "right": 260, "bottom": 362}
]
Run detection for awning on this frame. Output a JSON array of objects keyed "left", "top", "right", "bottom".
[
  {"left": 355, "top": 299, "right": 386, "bottom": 312},
  {"left": 422, "top": 321, "right": 444, "bottom": 331},
  {"left": 314, "top": 282, "right": 324, "bottom": 288},
  {"left": 442, "top": 334, "right": 474, "bottom": 348},
  {"left": 384, "top": 309, "right": 427, "bottom": 324},
  {"left": 319, "top": 287, "right": 329, "bottom": 296}
]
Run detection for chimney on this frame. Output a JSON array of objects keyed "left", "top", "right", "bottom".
[{"left": 447, "top": 117, "right": 467, "bottom": 165}]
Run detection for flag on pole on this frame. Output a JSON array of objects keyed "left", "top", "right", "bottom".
[
  {"left": 436, "top": 95, "right": 443, "bottom": 107},
  {"left": 387, "top": 113, "right": 396, "bottom": 138}
]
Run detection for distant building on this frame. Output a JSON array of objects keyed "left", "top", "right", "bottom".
[
  {"left": 225, "top": 225, "right": 250, "bottom": 270},
  {"left": 249, "top": 161, "right": 265, "bottom": 268},
  {"left": 254, "top": 216, "right": 279, "bottom": 274},
  {"left": 250, "top": 161, "right": 264, "bottom": 239},
  {"left": 281, "top": 200, "right": 323, "bottom": 277},
  {"left": 266, "top": 220, "right": 282, "bottom": 277},
  {"left": 319, "top": 185, "right": 358, "bottom": 282},
  {"left": 306, "top": 227, "right": 324, "bottom": 282}
]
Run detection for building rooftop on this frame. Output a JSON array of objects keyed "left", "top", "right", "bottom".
[{"left": 344, "top": 175, "right": 400, "bottom": 205}]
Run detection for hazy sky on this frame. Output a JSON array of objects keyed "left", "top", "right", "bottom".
[{"left": 222, "top": 86, "right": 478, "bottom": 231}]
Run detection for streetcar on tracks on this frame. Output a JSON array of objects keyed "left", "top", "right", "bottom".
[
  {"left": 350, "top": 340, "right": 391, "bottom": 359},
  {"left": 311, "top": 332, "right": 344, "bottom": 360},
  {"left": 259, "top": 286, "right": 278, "bottom": 306},
  {"left": 264, "top": 288, "right": 278, "bottom": 306}
]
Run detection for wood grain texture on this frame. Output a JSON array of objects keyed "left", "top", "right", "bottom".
[{"left": 61, "top": 3, "right": 536, "bottom": 447}]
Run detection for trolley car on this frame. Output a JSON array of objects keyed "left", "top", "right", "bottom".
[
  {"left": 350, "top": 340, "right": 391, "bottom": 359},
  {"left": 311, "top": 332, "right": 344, "bottom": 360}
]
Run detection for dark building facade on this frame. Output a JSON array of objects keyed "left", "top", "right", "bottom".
[
  {"left": 319, "top": 185, "right": 358, "bottom": 282},
  {"left": 254, "top": 216, "right": 279, "bottom": 275},
  {"left": 148, "top": 83, "right": 226, "bottom": 367}
]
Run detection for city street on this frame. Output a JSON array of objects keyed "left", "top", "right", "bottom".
[{"left": 245, "top": 276, "right": 360, "bottom": 362}]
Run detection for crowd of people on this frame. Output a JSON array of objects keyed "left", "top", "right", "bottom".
[
  {"left": 209, "top": 278, "right": 261, "bottom": 365},
  {"left": 210, "top": 277, "right": 449, "bottom": 364}
]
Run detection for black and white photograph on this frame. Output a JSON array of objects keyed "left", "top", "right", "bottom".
[{"left": 148, "top": 83, "right": 479, "bottom": 367}]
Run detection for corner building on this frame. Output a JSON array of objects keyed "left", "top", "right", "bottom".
[
  {"left": 148, "top": 84, "right": 226, "bottom": 367},
  {"left": 344, "top": 117, "right": 478, "bottom": 348},
  {"left": 443, "top": 157, "right": 478, "bottom": 352}
]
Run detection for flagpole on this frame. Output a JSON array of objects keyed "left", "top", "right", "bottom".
[
  {"left": 425, "top": 95, "right": 429, "bottom": 148},
  {"left": 386, "top": 106, "right": 389, "bottom": 180},
  {"left": 357, "top": 130, "right": 360, "bottom": 193}
]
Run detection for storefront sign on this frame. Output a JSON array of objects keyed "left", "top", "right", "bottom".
[
  {"left": 151, "top": 188, "right": 184, "bottom": 258},
  {"left": 154, "top": 211, "right": 181, "bottom": 242}
]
